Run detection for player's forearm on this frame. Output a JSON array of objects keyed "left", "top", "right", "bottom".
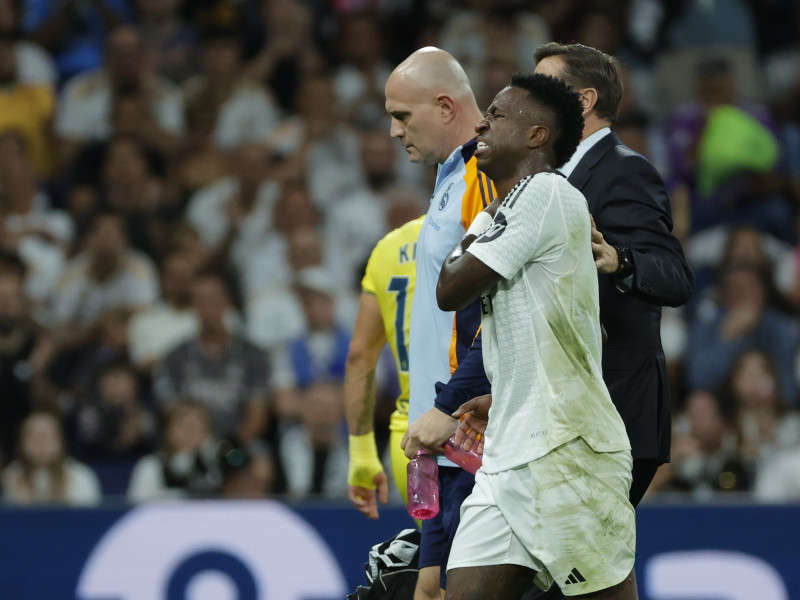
[
  {"left": 344, "top": 364, "right": 377, "bottom": 435},
  {"left": 438, "top": 236, "right": 501, "bottom": 311},
  {"left": 438, "top": 235, "right": 477, "bottom": 311}
]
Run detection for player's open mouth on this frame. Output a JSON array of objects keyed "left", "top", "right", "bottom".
[{"left": 476, "top": 141, "right": 489, "bottom": 155}]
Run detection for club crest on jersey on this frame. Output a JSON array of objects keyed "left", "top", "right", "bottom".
[
  {"left": 438, "top": 183, "right": 453, "bottom": 210},
  {"left": 477, "top": 212, "right": 506, "bottom": 242}
]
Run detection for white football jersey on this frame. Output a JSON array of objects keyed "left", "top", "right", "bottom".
[{"left": 467, "top": 172, "right": 630, "bottom": 473}]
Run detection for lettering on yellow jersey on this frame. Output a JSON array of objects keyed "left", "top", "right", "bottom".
[
  {"left": 398, "top": 242, "right": 417, "bottom": 264},
  {"left": 480, "top": 293, "right": 493, "bottom": 316}
]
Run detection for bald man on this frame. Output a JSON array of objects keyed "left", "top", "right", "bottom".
[{"left": 385, "top": 47, "right": 497, "bottom": 600}]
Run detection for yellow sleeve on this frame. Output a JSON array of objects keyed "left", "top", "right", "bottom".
[{"left": 361, "top": 243, "right": 380, "bottom": 296}]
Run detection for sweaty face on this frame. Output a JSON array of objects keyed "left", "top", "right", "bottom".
[
  {"left": 474, "top": 86, "right": 534, "bottom": 182},
  {"left": 385, "top": 75, "right": 443, "bottom": 165}
]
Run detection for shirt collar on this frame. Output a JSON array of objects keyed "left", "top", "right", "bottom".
[
  {"left": 438, "top": 138, "right": 477, "bottom": 178},
  {"left": 558, "top": 127, "right": 611, "bottom": 178}
]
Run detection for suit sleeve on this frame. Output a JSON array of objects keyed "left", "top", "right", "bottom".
[
  {"left": 594, "top": 153, "right": 694, "bottom": 307},
  {"left": 432, "top": 331, "right": 491, "bottom": 415}
]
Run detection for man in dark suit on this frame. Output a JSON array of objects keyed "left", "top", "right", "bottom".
[{"left": 533, "top": 42, "right": 695, "bottom": 507}]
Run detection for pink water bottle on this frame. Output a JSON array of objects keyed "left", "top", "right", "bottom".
[
  {"left": 443, "top": 435, "right": 482, "bottom": 474},
  {"left": 406, "top": 450, "right": 439, "bottom": 519}
]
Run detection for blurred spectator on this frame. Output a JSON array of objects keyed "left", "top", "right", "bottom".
[
  {"left": 324, "top": 129, "right": 400, "bottom": 288},
  {"left": 614, "top": 63, "right": 671, "bottom": 174},
  {"left": 135, "top": 0, "right": 197, "bottom": 84},
  {"left": 127, "top": 402, "right": 222, "bottom": 502},
  {"left": 44, "top": 307, "right": 132, "bottom": 409},
  {"left": 666, "top": 56, "right": 795, "bottom": 242},
  {"left": 272, "top": 266, "right": 352, "bottom": 422},
  {"left": 244, "top": 0, "right": 321, "bottom": 113},
  {"left": 384, "top": 185, "right": 427, "bottom": 232},
  {"left": 686, "top": 264, "right": 800, "bottom": 406},
  {"left": 1, "top": 411, "right": 102, "bottom": 505},
  {"left": 185, "top": 142, "right": 280, "bottom": 276},
  {"left": 183, "top": 25, "right": 280, "bottom": 150},
  {"left": 127, "top": 251, "right": 198, "bottom": 371},
  {"left": 245, "top": 224, "right": 323, "bottom": 353},
  {"left": 280, "top": 380, "right": 348, "bottom": 498},
  {"left": 64, "top": 359, "right": 155, "bottom": 462},
  {"left": 668, "top": 389, "right": 750, "bottom": 496},
  {"left": 23, "top": 0, "right": 131, "bottom": 82},
  {"left": 0, "top": 268, "right": 39, "bottom": 466},
  {"left": 438, "top": 0, "right": 550, "bottom": 98},
  {"left": 70, "top": 135, "right": 168, "bottom": 259},
  {"left": 687, "top": 225, "right": 795, "bottom": 316},
  {"left": 0, "top": 140, "right": 74, "bottom": 310},
  {"left": 218, "top": 436, "right": 275, "bottom": 498},
  {"left": 164, "top": 221, "right": 213, "bottom": 274},
  {"left": 718, "top": 349, "right": 800, "bottom": 475},
  {"left": 55, "top": 25, "right": 184, "bottom": 167},
  {"left": 50, "top": 213, "right": 158, "bottom": 328},
  {"left": 64, "top": 89, "right": 171, "bottom": 221},
  {"left": 152, "top": 271, "right": 270, "bottom": 446},
  {"left": 332, "top": 11, "right": 391, "bottom": 129},
  {"left": 0, "top": 34, "right": 56, "bottom": 177},
  {"left": 169, "top": 91, "right": 230, "bottom": 203},
  {"left": 0, "top": 0, "right": 57, "bottom": 86},
  {"left": 660, "top": 0, "right": 757, "bottom": 50},
  {"left": 266, "top": 73, "right": 362, "bottom": 212},
  {"left": 238, "top": 180, "right": 320, "bottom": 303}
]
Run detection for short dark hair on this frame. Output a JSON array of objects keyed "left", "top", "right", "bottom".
[
  {"left": 533, "top": 42, "right": 623, "bottom": 125},
  {"left": 510, "top": 73, "right": 584, "bottom": 168}
]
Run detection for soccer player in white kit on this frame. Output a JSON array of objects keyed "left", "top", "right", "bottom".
[{"left": 436, "top": 74, "right": 639, "bottom": 599}]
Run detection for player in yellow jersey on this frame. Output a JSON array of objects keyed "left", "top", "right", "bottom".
[{"left": 345, "top": 215, "right": 425, "bottom": 519}]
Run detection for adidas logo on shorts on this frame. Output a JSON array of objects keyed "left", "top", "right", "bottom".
[{"left": 563, "top": 568, "right": 586, "bottom": 585}]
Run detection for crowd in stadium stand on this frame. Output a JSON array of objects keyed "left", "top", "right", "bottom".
[{"left": 1, "top": 0, "right": 800, "bottom": 504}]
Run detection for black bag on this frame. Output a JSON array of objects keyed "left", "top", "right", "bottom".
[{"left": 347, "top": 528, "right": 420, "bottom": 600}]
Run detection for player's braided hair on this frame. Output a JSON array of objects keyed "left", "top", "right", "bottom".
[{"left": 510, "top": 73, "right": 584, "bottom": 168}]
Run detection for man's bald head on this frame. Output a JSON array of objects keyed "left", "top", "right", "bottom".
[
  {"left": 388, "top": 47, "right": 475, "bottom": 105},
  {"left": 385, "top": 47, "right": 483, "bottom": 165}
]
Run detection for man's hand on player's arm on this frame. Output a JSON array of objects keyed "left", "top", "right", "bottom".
[
  {"left": 345, "top": 293, "right": 389, "bottom": 518},
  {"left": 401, "top": 407, "right": 457, "bottom": 459},
  {"left": 590, "top": 215, "right": 619, "bottom": 274},
  {"left": 452, "top": 394, "right": 491, "bottom": 454}
]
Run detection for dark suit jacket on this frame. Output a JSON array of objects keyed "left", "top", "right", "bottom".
[{"left": 568, "top": 131, "right": 694, "bottom": 463}]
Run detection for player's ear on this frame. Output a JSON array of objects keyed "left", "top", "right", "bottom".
[
  {"left": 436, "top": 94, "right": 457, "bottom": 123},
  {"left": 528, "top": 125, "right": 549, "bottom": 149}
]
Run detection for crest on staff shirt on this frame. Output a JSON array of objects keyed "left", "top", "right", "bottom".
[{"left": 438, "top": 183, "right": 453, "bottom": 210}]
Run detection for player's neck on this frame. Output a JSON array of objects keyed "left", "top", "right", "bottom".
[{"left": 494, "top": 159, "right": 551, "bottom": 200}]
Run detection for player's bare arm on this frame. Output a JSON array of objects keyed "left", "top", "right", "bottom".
[
  {"left": 344, "top": 292, "right": 390, "bottom": 519},
  {"left": 437, "top": 234, "right": 502, "bottom": 312}
]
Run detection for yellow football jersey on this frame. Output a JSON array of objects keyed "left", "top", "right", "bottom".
[{"left": 361, "top": 216, "right": 425, "bottom": 434}]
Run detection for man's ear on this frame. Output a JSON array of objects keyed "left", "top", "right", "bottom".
[
  {"left": 528, "top": 125, "right": 550, "bottom": 149},
  {"left": 436, "top": 94, "right": 457, "bottom": 123},
  {"left": 580, "top": 88, "right": 598, "bottom": 115}
]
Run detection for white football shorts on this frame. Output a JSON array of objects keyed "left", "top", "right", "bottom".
[{"left": 447, "top": 436, "right": 636, "bottom": 596}]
